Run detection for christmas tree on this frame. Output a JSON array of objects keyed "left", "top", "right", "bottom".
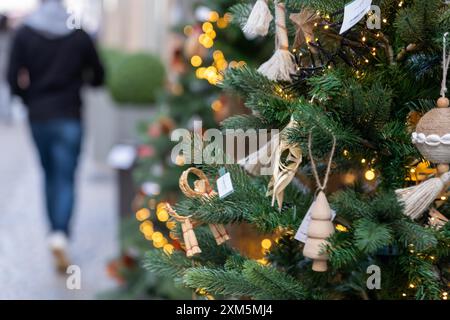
[
  {"left": 144, "top": 0, "right": 450, "bottom": 300},
  {"left": 109, "top": 0, "right": 272, "bottom": 298}
]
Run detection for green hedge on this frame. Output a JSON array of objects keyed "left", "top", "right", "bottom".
[{"left": 102, "top": 49, "right": 166, "bottom": 105}]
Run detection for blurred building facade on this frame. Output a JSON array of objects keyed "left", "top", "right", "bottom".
[{"left": 100, "top": 0, "right": 186, "bottom": 59}]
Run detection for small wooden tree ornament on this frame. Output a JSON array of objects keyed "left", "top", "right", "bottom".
[{"left": 303, "top": 132, "right": 336, "bottom": 272}]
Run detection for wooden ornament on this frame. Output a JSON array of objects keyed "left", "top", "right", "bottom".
[
  {"left": 412, "top": 33, "right": 450, "bottom": 165},
  {"left": 302, "top": 131, "right": 336, "bottom": 272},
  {"left": 412, "top": 106, "right": 450, "bottom": 164},
  {"left": 166, "top": 204, "right": 201, "bottom": 258},
  {"left": 437, "top": 97, "right": 449, "bottom": 108},
  {"left": 303, "top": 192, "right": 335, "bottom": 272},
  {"left": 401, "top": 34, "right": 450, "bottom": 220},
  {"left": 178, "top": 167, "right": 230, "bottom": 252}
]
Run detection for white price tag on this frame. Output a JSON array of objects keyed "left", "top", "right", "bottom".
[
  {"left": 217, "top": 172, "right": 234, "bottom": 199},
  {"left": 339, "top": 0, "right": 372, "bottom": 34},
  {"left": 295, "top": 205, "right": 336, "bottom": 243}
]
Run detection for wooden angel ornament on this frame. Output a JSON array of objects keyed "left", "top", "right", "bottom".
[
  {"left": 165, "top": 203, "right": 201, "bottom": 258},
  {"left": 302, "top": 132, "right": 336, "bottom": 272},
  {"left": 177, "top": 168, "right": 230, "bottom": 257}
]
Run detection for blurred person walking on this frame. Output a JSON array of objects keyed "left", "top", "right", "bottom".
[
  {"left": 0, "top": 14, "right": 12, "bottom": 123},
  {"left": 7, "top": 0, "right": 104, "bottom": 272}
]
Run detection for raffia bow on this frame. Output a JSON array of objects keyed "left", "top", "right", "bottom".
[{"left": 267, "top": 118, "right": 303, "bottom": 210}]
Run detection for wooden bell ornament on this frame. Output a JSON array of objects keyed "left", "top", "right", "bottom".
[
  {"left": 397, "top": 33, "right": 450, "bottom": 220},
  {"left": 302, "top": 132, "right": 336, "bottom": 272},
  {"left": 412, "top": 33, "right": 450, "bottom": 170}
]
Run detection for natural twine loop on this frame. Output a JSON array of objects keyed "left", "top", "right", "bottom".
[
  {"left": 308, "top": 130, "right": 337, "bottom": 192},
  {"left": 179, "top": 167, "right": 214, "bottom": 198},
  {"left": 441, "top": 32, "right": 450, "bottom": 98}
]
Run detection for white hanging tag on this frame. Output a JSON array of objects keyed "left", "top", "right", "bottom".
[
  {"left": 339, "top": 0, "right": 372, "bottom": 34},
  {"left": 295, "top": 203, "right": 336, "bottom": 243},
  {"left": 217, "top": 169, "right": 234, "bottom": 199}
]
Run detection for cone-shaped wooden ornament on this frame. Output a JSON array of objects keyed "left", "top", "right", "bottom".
[
  {"left": 302, "top": 131, "right": 336, "bottom": 272},
  {"left": 303, "top": 191, "right": 335, "bottom": 272}
]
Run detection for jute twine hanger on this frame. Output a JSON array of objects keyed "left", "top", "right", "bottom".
[
  {"left": 441, "top": 32, "right": 450, "bottom": 98},
  {"left": 308, "top": 130, "right": 337, "bottom": 195}
]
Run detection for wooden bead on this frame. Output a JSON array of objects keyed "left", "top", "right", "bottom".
[
  {"left": 437, "top": 97, "right": 449, "bottom": 108},
  {"left": 312, "top": 260, "right": 328, "bottom": 272}
]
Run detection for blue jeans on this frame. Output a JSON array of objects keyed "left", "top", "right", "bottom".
[{"left": 30, "top": 119, "right": 82, "bottom": 236}]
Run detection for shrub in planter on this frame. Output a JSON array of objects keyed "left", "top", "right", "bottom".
[
  {"left": 101, "top": 48, "right": 125, "bottom": 76},
  {"left": 108, "top": 52, "right": 166, "bottom": 105}
]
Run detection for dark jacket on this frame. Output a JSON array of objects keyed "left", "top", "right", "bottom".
[{"left": 7, "top": 26, "right": 104, "bottom": 122}]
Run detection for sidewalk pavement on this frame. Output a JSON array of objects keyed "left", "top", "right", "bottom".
[{"left": 0, "top": 119, "right": 119, "bottom": 299}]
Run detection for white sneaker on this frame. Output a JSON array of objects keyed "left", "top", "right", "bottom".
[
  {"left": 48, "top": 231, "right": 68, "bottom": 250},
  {"left": 48, "top": 232, "right": 70, "bottom": 273}
]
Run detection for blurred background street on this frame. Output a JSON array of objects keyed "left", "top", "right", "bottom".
[
  {"left": 0, "top": 0, "right": 191, "bottom": 300},
  {"left": 0, "top": 103, "right": 118, "bottom": 299},
  {"left": 0, "top": 0, "right": 254, "bottom": 300}
]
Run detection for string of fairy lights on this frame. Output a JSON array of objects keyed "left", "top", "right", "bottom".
[{"left": 136, "top": 202, "right": 176, "bottom": 255}]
